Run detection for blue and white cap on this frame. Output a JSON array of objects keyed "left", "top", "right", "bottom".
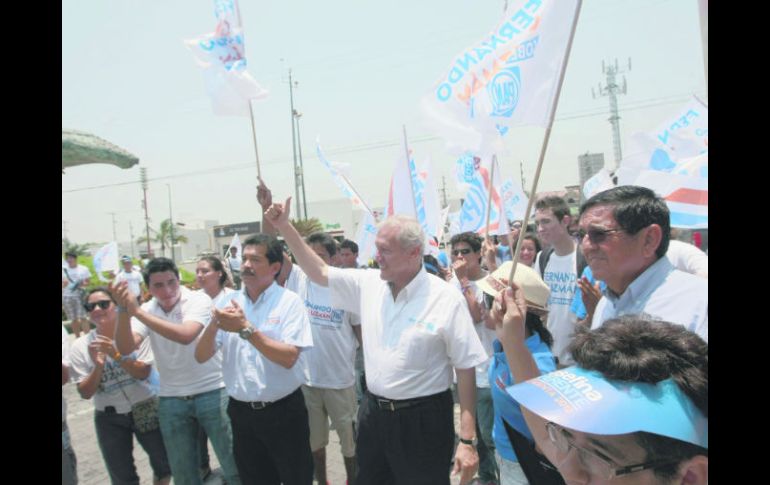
[{"left": 507, "top": 366, "right": 707, "bottom": 449}]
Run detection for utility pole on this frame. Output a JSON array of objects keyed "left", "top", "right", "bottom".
[
  {"left": 109, "top": 212, "right": 118, "bottom": 242},
  {"left": 287, "top": 69, "right": 304, "bottom": 220},
  {"left": 140, "top": 167, "right": 152, "bottom": 258},
  {"left": 520, "top": 162, "right": 526, "bottom": 195},
  {"left": 294, "top": 109, "right": 308, "bottom": 220},
  {"left": 167, "top": 184, "right": 175, "bottom": 263},
  {"left": 593, "top": 58, "right": 631, "bottom": 168},
  {"left": 62, "top": 220, "right": 68, "bottom": 241},
  {"left": 129, "top": 221, "right": 135, "bottom": 258}
]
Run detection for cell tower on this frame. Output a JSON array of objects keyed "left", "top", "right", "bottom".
[{"left": 592, "top": 58, "right": 631, "bottom": 168}]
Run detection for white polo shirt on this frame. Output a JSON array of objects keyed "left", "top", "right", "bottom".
[
  {"left": 286, "top": 266, "right": 359, "bottom": 389},
  {"left": 328, "top": 267, "right": 487, "bottom": 400},
  {"left": 591, "top": 257, "right": 708, "bottom": 342},
  {"left": 214, "top": 282, "right": 313, "bottom": 402},
  {"left": 131, "top": 286, "right": 224, "bottom": 397}
]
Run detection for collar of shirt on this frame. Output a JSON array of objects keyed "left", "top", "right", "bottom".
[
  {"left": 241, "top": 281, "right": 279, "bottom": 308},
  {"left": 389, "top": 267, "right": 429, "bottom": 302},
  {"left": 603, "top": 257, "right": 675, "bottom": 305}
]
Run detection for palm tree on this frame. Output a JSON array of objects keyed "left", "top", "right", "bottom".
[
  {"left": 292, "top": 218, "right": 324, "bottom": 237},
  {"left": 137, "top": 219, "right": 188, "bottom": 257}
]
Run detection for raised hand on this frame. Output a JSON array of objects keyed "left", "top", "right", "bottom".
[
  {"left": 257, "top": 177, "right": 273, "bottom": 210},
  {"left": 264, "top": 197, "right": 292, "bottom": 229}
]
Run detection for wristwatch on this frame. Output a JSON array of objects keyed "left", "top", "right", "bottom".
[
  {"left": 238, "top": 325, "right": 256, "bottom": 340},
  {"left": 459, "top": 437, "right": 478, "bottom": 447}
]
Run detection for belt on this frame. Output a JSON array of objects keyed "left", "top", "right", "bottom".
[
  {"left": 232, "top": 388, "right": 298, "bottom": 411},
  {"left": 370, "top": 389, "right": 448, "bottom": 412}
]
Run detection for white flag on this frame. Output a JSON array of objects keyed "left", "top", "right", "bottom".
[
  {"left": 582, "top": 168, "right": 615, "bottom": 200},
  {"left": 622, "top": 96, "right": 708, "bottom": 173},
  {"left": 92, "top": 242, "right": 119, "bottom": 282},
  {"left": 228, "top": 233, "right": 242, "bottom": 257},
  {"left": 185, "top": 0, "right": 268, "bottom": 116},
  {"left": 422, "top": 0, "right": 580, "bottom": 151}
]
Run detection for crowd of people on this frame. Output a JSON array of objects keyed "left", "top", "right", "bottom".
[{"left": 62, "top": 183, "right": 708, "bottom": 485}]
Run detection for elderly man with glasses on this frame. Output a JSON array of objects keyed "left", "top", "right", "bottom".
[{"left": 577, "top": 185, "right": 707, "bottom": 342}]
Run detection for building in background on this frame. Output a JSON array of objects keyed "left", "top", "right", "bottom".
[{"left": 577, "top": 152, "right": 605, "bottom": 189}]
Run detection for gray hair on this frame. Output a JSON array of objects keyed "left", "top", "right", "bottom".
[{"left": 377, "top": 215, "right": 425, "bottom": 254}]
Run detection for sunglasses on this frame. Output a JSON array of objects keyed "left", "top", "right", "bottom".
[
  {"left": 452, "top": 248, "right": 473, "bottom": 256},
  {"left": 84, "top": 300, "right": 112, "bottom": 312},
  {"left": 575, "top": 228, "right": 623, "bottom": 244}
]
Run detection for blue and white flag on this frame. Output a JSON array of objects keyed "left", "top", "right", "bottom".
[
  {"left": 354, "top": 211, "right": 378, "bottom": 267},
  {"left": 422, "top": 0, "right": 580, "bottom": 151},
  {"left": 618, "top": 97, "right": 708, "bottom": 228},
  {"left": 186, "top": 0, "right": 268, "bottom": 116},
  {"left": 92, "top": 242, "right": 119, "bottom": 282},
  {"left": 316, "top": 139, "right": 374, "bottom": 215}
]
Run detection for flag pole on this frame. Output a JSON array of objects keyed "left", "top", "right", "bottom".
[
  {"left": 484, "top": 155, "right": 497, "bottom": 238},
  {"left": 402, "top": 125, "right": 419, "bottom": 218},
  {"left": 248, "top": 100, "right": 262, "bottom": 179},
  {"left": 509, "top": 0, "right": 583, "bottom": 284}
]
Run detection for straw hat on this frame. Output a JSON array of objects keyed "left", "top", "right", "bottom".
[{"left": 476, "top": 262, "right": 550, "bottom": 312}]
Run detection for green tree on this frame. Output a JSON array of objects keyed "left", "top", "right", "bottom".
[
  {"left": 137, "top": 219, "right": 188, "bottom": 258},
  {"left": 291, "top": 218, "right": 324, "bottom": 237}
]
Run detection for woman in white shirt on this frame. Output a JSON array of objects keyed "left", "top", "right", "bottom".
[{"left": 68, "top": 287, "right": 171, "bottom": 485}]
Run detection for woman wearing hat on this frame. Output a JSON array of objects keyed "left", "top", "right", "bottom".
[{"left": 479, "top": 263, "right": 558, "bottom": 485}]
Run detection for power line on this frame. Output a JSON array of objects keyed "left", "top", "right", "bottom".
[{"left": 62, "top": 93, "right": 701, "bottom": 194}]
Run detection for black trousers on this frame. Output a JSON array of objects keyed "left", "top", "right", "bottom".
[
  {"left": 227, "top": 388, "right": 313, "bottom": 485},
  {"left": 355, "top": 389, "right": 454, "bottom": 485}
]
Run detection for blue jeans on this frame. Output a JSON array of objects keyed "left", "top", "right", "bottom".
[
  {"left": 477, "top": 387, "right": 499, "bottom": 483},
  {"left": 159, "top": 387, "right": 240, "bottom": 485},
  {"left": 95, "top": 409, "right": 171, "bottom": 484}
]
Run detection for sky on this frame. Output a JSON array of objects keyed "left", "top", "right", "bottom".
[{"left": 62, "top": 0, "right": 707, "bottom": 245}]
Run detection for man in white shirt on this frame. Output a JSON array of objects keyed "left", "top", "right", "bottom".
[
  {"left": 578, "top": 186, "right": 708, "bottom": 342},
  {"left": 112, "top": 258, "right": 240, "bottom": 485},
  {"left": 62, "top": 251, "right": 92, "bottom": 338},
  {"left": 114, "top": 255, "right": 145, "bottom": 303},
  {"left": 285, "top": 232, "right": 360, "bottom": 484},
  {"left": 266, "top": 197, "right": 487, "bottom": 485},
  {"left": 228, "top": 246, "right": 242, "bottom": 289},
  {"left": 533, "top": 196, "right": 580, "bottom": 367},
  {"left": 195, "top": 234, "right": 314, "bottom": 485}
]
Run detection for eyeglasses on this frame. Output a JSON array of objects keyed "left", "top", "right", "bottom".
[
  {"left": 545, "top": 422, "right": 679, "bottom": 479},
  {"left": 84, "top": 300, "right": 112, "bottom": 312},
  {"left": 575, "top": 228, "right": 623, "bottom": 244},
  {"left": 452, "top": 248, "right": 473, "bottom": 256}
]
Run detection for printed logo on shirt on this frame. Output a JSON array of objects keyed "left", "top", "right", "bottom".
[
  {"left": 304, "top": 299, "right": 344, "bottom": 329},
  {"left": 408, "top": 317, "right": 438, "bottom": 333},
  {"left": 543, "top": 271, "right": 577, "bottom": 306},
  {"left": 266, "top": 316, "right": 281, "bottom": 325},
  {"left": 99, "top": 361, "right": 136, "bottom": 393},
  {"left": 495, "top": 370, "right": 510, "bottom": 391}
]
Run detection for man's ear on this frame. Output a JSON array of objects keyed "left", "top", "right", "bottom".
[
  {"left": 678, "top": 454, "right": 708, "bottom": 484},
  {"left": 640, "top": 224, "right": 663, "bottom": 258}
]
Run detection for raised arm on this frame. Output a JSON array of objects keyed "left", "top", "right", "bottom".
[
  {"left": 257, "top": 177, "right": 278, "bottom": 236},
  {"left": 266, "top": 197, "right": 329, "bottom": 287},
  {"left": 489, "top": 284, "right": 558, "bottom": 462}
]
